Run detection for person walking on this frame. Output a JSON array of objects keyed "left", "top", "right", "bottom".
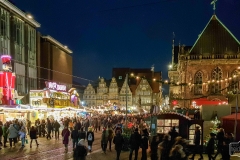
[
  {"left": 141, "top": 129, "right": 149, "bottom": 160},
  {"left": 29, "top": 126, "right": 39, "bottom": 148},
  {"left": 107, "top": 125, "right": 114, "bottom": 151},
  {"left": 189, "top": 126, "right": 203, "bottom": 160},
  {"left": 19, "top": 126, "right": 27, "bottom": 147},
  {"left": 213, "top": 128, "right": 225, "bottom": 159},
  {"left": 159, "top": 134, "right": 172, "bottom": 160},
  {"left": 73, "top": 139, "right": 88, "bottom": 160},
  {"left": 26, "top": 119, "right": 31, "bottom": 135},
  {"left": 78, "top": 128, "right": 86, "bottom": 141},
  {"left": 71, "top": 126, "right": 79, "bottom": 150},
  {"left": 113, "top": 130, "right": 124, "bottom": 160},
  {"left": 46, "top": 120, "right": 52, "bottom": 140},
  {"left": 101, "top": 127, "right": 108, "bottom": 154},
  {"left": 7, "top": 124, "right": 18, "bottom": 148},
  {"left": 129, "top": 128, "right": 141, "bottom": 160},
  {"left": 150, "top": 135, "right": 160, "bottom": 160},
  {"left": 206, "top": 133, "right": 216, "bottom": 160},
  {"left": 54, "top": 120, "right": 60, "bottom": 139},
  {"left": 86, "top": 126, "right": 94, "bottom": 152},
  {"left": 2, "top": 123, "right": 8, "bottom": 148},
  {"left": 62, "top": 126, "right": 70, "bottom": 153}
]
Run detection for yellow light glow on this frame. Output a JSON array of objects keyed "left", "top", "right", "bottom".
[
  {"left": 153, "top": 78, "right": 156, "bottom": 81},
  {"left": 27, "top": 14, "right": 33, "bottom": 19}
]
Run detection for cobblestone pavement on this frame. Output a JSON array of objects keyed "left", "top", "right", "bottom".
[{"left": 1, "top": 131, "right": 239, "bottom": 160}]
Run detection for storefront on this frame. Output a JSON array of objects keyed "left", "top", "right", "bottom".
[{"left": 29, "top": 82, "right": 81, "bottom": 121}]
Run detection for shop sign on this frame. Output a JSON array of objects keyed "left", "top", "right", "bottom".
[{"left": 46, "top": 82, "right": 66, "bottom": 91}]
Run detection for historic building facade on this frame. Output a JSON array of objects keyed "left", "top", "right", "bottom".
[
  {"left": 168, "top": 14, "right": 240, "bottom": 108},
  {"left": 83, "top": 83, "right": 96, "bottom": 106},
  {"left": 0, "top": 1, "right": 40, "bottom": 96},
  {"left": 82, "top": 68, "right": 162, "bottom": 111}
]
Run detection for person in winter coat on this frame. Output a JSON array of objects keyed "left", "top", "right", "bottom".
[
  {"left": 54, "top": 120, "right": 60, "bottom": 139},
  {"left": 86, "top": 127, "right": 94, "bottom": 152},
  {"left": 169, "top": 144, "right": 186, "bottom": 160},
  {"left": 129, "top": 128, "right": 141, "bottom": 160},
  {"left": 107, "top": 125, "right": 114, "bottom": 151},
  {"left": 206, "top": 133, "right": 216, "bottom": 160},
  {"left": 62, "top": 126, "right": 70, "bottom": 153},
  {"left": 73, "top": 139, "right": 88, "bottom": 160},
  {"left": 30, "top": 126, "right": 39, "bottom": 148},
  {"left": 78, "top": 128, "right": 86, "bottom": 141},
  {"left": 214, "top": 128, "right": 225, "bottom": 159},
  {"left": 150, "top": 135, "right": 160, "bottom": 160},
  {"left": 141, "top": 129, "right": 149, "bottom": 160},
  {"left": 113, "top": 130, "right": 124, "bottom": 160},
  {"left": 2, "top": 123, "right": 8, "bottom": 147},
  {"left": 101, "top": 127, "right": 108, "bottom": 154},
  {"left": 71, "top": 126, "right": 79, "bottom": 149},
  {"left": 19, "top": 125, "right": 27, "bottom": 147},
  {"left": 46, "top": 120, "right": 52, "bottom": 140},
  {"left": 7, "top": 124, "right": 19, "bottom": 147},
  {"left": 159, "top": 134, "right": 172, "bottom": 160}
]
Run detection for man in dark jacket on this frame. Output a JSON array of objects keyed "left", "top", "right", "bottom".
[
  {"left": 71, "top": 127, "right": 79, "bottom": 149},
  {"left": 141, "top": 129, "right": 149, "bottom": 160},
  {"left": 129, "top": 128, "right": 141, "bottom": 160},
  {"left": 189, "top": 126, "right": 203, "bottom": 160},
  {"left": 214, "top": 128, "right": 225, "bottom": 159},
  {"left": 113, "top": 130, "right": 124, "bottom": 160},
  {"left": 54, "top": 120, "right": 60, "bottom": 139},
  {"left": 206, "top": 133, "right": 215, "bottom": 160}
]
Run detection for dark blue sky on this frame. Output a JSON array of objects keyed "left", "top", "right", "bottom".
[{"left": 16, "top": 0, "right": 240, "bottom": 85}]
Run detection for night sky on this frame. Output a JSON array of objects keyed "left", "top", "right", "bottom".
[{"left": 16, "top": 0, "right": 240, "bottom": 86}]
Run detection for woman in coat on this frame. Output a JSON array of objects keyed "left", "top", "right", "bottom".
[
  {"left": 101, "top": 127, "right": 108, "bottom": 154},
  {"left": 113, "top": 130, "right": 124, "bottom": 160},
  {"left": 62, "top": 126, "right": 70, "bottom": 153},
  {"left": 30, "top": 126, "right": 39, "bottom": 148},
  {"left": 7, "top": 124, "right": 19, "bottom": 148},
  {"left": 86, "top": 127, "right": 94, "bottom": 152}
]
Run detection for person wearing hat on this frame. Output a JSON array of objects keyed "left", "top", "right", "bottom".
[
  {"left": 206, "top": 133, "right": 216, "bottom": 160},
  {"left": 73, "top": 139, "right": 88, "bottom": 160}
]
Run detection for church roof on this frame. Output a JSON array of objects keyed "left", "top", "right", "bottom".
[{"left": 189, "top": 15, "right": 240, "bottom": 55}]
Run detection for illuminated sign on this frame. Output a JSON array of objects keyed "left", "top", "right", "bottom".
[{"left": 45, "top": 82, "right": 66, "bottom": 91}]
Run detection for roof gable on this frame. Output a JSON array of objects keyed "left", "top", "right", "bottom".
[{"left": 190, "top": 15, "right": 240, "bottom": 55}]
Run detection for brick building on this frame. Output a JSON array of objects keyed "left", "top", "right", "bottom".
[{"left": 168, "top": 13, "right": 240, "bottom": 108}]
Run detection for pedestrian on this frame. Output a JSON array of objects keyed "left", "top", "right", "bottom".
[
  {"left": 7, "top": 124, "right": 18, "bottom": 148},
  {"left": 46, "top": 120, "right": 52, "bottom": 140},
  {"left": 222, "top": 133, "right": 234, "bottom": 160},
  {"left": 26, "top": 119, "right": 31, "bottom": 135},
  {"left": 113, "top": 130, "right": 124, "bottom": 160},
  {"left": 206, "top": 133, "right": 215, "bottom": 160},
  {"left": 150, "top": 135, "right": 160, "bottom": 160},
  {"left": 141, "top": 129, "right": 149, "bottom": 160},
  {"left": 71, "top": 126, "right": 79, "bottom": 149},
  {"left": 169, "top": 144, "right": 186, "bottom": 160},
  {"left": 168, "top": 126, "right": 179, "bottom": 146},
  {"left": 86, "top": 126, "right": 94, "bottom": 152},
  {"left": 107, "top": 125, "right": 114, "bottom": 151},
  {"left": 73, "top": 139, "right": 88, "bottom": 160},
  {"left": 129, "top": 128, "right": 141, "bottom": 160},
  {"left": 189, "top": 126, "right": 203, "bottom": 160},
  {"left": 62, "top": 126, "right": 70, "bottom": 153},
  {"left": 0, "top": 121, "right": 3, "bottom": 148},
  {"left": 29, "top": 126, "right": 39, "bottom": 148},
  {"left": 98, "top": 118, "right": 101, "bottom": 131},
  {"left": 54, "top": 120, "right": 60, "bottom": 139},
  {"left": 2, "top": 123, "right": 8, "bottom": 148},
  {"left": 101, "top": 127, "right": 108, "bottom": 154},
  {"left": 19, "top": 126, "right": 27, "bottom": 147},
  {"left": 213, "top": 128, "right": 225, "bottom": 159},
  {"left": 159, "top": 134, "right": 172, "bottom": 160},
  {"left": 78, "top": 128, "right": 86, "bottom": 141}
]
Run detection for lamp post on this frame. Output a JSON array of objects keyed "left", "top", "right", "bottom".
[{"left": 125, "top": 74, "right": 128, "bottom": 125}]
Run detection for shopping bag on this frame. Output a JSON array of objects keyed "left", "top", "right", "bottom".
[{"left": 25, "top": 139, "right": 28, "bottom": 144}]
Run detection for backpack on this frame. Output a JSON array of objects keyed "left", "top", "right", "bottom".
[{"left": 88, "top": 133, "right": 92, "bottom": 141}]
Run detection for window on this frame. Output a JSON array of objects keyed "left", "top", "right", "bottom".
[
  {"left": 16, "top": 75, "right": 25, "bottom": 94},
  {"left": 29, "top": 78, "right": 37, "bottom": 90},
  {"left": 157, "top": 119, "right": 179, "bottom": 134},
  {"left": 194, "top": 71, "right": 203, "bottom": 94},
  {"left": 14, "top": 17, "right": 24, "bottom": 62},
  {"left": 211, "top": 67, "right": 222, "bottom": 94},
  {"left": 0, "top": 8, "right": 10, "bottom": 55},
  {"left": 189, "top": 124, "right": 202, "bottom": 145},
  {"left": 28, "top": 26, "right": 36, "bottom": 66}
]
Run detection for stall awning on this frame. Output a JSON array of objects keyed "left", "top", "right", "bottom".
[
  {"left": 222, "top": 113, "right": 240, "bottom": 120},
  {"left": 192, "top": 98, "right": 228, "bottom": 106}
]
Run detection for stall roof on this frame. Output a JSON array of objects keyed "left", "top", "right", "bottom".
[
  {"left": 193, "top": 98, "right": 228, "bottom": 106},
  {"left": 221, "top": 113, "right": 240, "bottom": 120}
]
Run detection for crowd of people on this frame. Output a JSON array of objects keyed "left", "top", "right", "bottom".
[{"left": 0, "top": 115, "right": 236, "bottom": 160}]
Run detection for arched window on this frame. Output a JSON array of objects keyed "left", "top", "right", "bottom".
[
  {"left": 194, "top": 71, "right": 203, "bottom": 94},
  {"left": 211, "top": 67, "right": 223, "bottom": 94}
]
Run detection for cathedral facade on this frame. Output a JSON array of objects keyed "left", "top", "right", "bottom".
[{"left": 168, "top": 14, "right": 240, "bottom": 108}]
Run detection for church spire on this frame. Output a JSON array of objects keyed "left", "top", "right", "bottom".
[{"left": 211, "top": 0, "right": 218, "bottom": 15}]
